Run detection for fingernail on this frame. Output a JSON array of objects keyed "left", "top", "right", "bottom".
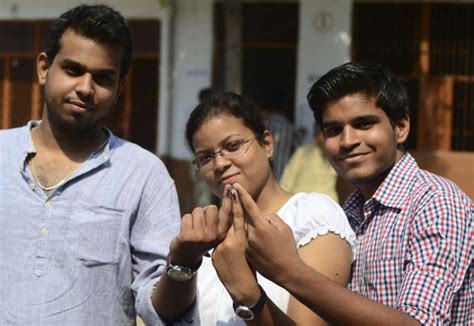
[{"left": 231, "top": 189, "right": 237, "bottom": 200}]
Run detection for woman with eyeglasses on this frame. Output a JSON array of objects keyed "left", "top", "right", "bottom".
[{"left": 167, "top": 91, "right": 356, "bottom": 325}]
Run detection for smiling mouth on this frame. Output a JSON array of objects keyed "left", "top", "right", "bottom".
[
  {"left": 338, "top": 152, "right": 370, "bottom": 161},
  {"left": 219, "top": 173, "right": 239, "bottom": 185},
  {"left": 66, "top": 99, "right": 95, "bottom": 111}
]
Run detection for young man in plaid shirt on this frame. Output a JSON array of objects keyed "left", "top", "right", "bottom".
[{"left": 238, "top": 62, "right": 472, "bottom": 324}]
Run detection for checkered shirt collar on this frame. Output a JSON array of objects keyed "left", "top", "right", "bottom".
[{"left": 343, "top": 153, "right": 419, "bottom": 224}]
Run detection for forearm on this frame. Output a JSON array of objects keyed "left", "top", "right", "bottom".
[
  {"left": 278, "top": 261, "right": 420, "bottom": 325},
  {"left": 248, "top": 298, "right": 296, "bottom": 326},
  {"left": 225, "top": 279, "right": 296, "bottom": 326},
  {"left": 152, "top": 273, "right": 197, "bottom": 322}
]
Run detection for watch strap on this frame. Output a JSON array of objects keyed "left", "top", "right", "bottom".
[
  {"left": 166, "top": 256, "right": 203, "bottom": 281},
  {"left": 233, "top": 285, "right": 267, "bottom": 320},
  {"left": 166, "top": 254, "right": 203, "bottom": 272}
]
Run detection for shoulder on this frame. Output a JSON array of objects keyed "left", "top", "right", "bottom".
[
  {"left": 400, "top": 168, "right": 472, "bottom": 245},
  {"left": 411, "top": 168, "right": 472, "bottom": 215},
  {"left": 381, "top": 153, "right": 471, "bottom": 217},
  {"left": 0, "top": 125, "right": 25, "bottom": 141},
  {"left": 107, "top": 135, "right": 173, "bottom": 185},
  {"left": 0, "top": 125, "right": 29, "bottom": 155},
  {"left": 279, "top": 193, "right": 356, "bottom": 255}
]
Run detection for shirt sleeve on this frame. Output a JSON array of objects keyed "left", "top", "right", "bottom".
[
  {"left": 130, "top": 161, "right": 198, "bottom": 325},
  {"left": 397, "top": 189, "right": 473, "bottom": 324},
  {"left": 285, "top": 193, "right": 357, "bottom": 261}
]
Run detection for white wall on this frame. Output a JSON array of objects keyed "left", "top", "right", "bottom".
[
  {"left": 165, "top": 0, "right": 214, "bottom": 160},
  {"left": 0, "top": 0, "right": 165, "bottom": 19},
  {"left": 0, "top": 0, "right": 215, "bottom": 160},
  {"left": 294, "top": 0, "right": 352, "bottom": 143}
]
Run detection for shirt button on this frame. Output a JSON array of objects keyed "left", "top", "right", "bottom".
[
  {"left": 40, "top": 228, "right": 48, "bottom": 236},
  {"left": 44, "top": 202, "right": 51, "bottom": 209},
  {"left": 30, "top": 183, "right": 36, "bottom": 190}
]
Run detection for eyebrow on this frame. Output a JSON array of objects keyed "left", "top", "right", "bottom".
[
  {"left": 353, "top": 114, "right": 380, "bottom": 124},
  {"left": 194, "top": 134, "right": 245, "bottom": 154},
  {"left": 323, "top": 114, "right": 381, "bottom": 128},
  {"left": 60, "top": 58, "right": 117, "bottom": 77}
]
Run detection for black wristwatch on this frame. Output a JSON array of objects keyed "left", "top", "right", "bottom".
[
  {"left": 166, "top": 258, "right": 202, "bottom": 282},
  {"left": 233, "top": 285, "right": 267, "bottom": 321}
]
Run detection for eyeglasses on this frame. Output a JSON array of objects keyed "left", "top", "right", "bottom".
[{"left": 192, "top": 134, "right": 261, "bottom": 170}]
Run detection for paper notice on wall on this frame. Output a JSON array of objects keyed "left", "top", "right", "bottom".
[{"left": 294, "top": 0, "right": 352, "bottom": 144}]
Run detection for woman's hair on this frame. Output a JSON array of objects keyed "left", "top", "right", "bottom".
[{"left": 185, "top": 90, "right": 267, "bottom": 152}]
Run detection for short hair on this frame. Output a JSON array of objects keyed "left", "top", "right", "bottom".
[
  {"left": 307, "top": 62, "right": 410, "bottom": 127},
  {"left": 198, "top": 88, "right": 215, "bottom": 102},
  {"left": 185, "top": 91, "right": 266, "bottom": 153},
  {"left": 45, "top": 4, "right": 132, "bottom": 77}
]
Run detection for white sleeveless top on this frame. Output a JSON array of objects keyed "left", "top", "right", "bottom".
[{"left": 197, "top": 192, "right": 356, "bottom": 325}]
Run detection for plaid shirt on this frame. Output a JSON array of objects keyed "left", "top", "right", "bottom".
[{"left": 345, "top": 153, "right": 473, "bottom": 325}]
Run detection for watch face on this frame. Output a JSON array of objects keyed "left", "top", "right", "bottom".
[
  {"left": 167, "top": 266, "right": 193, "bottom": 282},
  {"left": 235, "top": 306, "right": 255, "bottom": 321},
  {"left": 168, "top": 270, "right": 192, "bottom": 281}
]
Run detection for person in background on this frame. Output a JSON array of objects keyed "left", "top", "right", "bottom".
[
  {"left": 233, "top": 61, "right": 473, "bottom": 325},
  {"left": 173, "top": 90, "right": 355, "bottom": 325},
  {"left": 280, "top": 122, "right": 339, "bottom": 202},
  {"left": 190, "top": 87, "right": 220, "bottom": 207},
  {"left": 0, "top": 5, "right": 199, "bottom": 325},
  {"left": 263, "top": 108, "right": 299, "bottom": 181}
]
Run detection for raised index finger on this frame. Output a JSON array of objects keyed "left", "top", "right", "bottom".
[
  {"left": 217, "top": 185, "right": 233, "bottom": 235},
  {"left": 230, "top": 187, "right": 245, "bottom": 232},
  {"left": 232, "top": 183, "right": 264, "bottom": 227}
]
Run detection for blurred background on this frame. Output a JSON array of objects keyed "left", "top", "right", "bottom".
[{"left": 0, "top": 0, "right": 473, "bottom": 214}]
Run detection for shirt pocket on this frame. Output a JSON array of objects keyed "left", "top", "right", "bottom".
[
  {"left": 66, "top": 201, "right": 125, "bottom": 266},
  {"left": 362, "top": 257, "right": 402, "bottom": 306}
]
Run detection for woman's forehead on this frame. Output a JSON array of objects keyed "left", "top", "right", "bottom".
[{"left": 193, "top": 115, "right": 252, "bottom": 149}]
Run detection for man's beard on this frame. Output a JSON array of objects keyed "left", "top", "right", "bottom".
[{"left": 43, "top": 94, "right": 108, "bottom": 134}]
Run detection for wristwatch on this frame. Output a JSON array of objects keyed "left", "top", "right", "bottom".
[
  {"left": 233, "top": 285, "right": 267, "bottom": 321},
  {"left": 166, "top": 258, "right": 202, "bottom": 282}
]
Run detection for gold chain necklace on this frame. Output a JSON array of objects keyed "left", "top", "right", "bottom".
[
  {"left": 30, "top": 160, "right": 68, "bottom": 194},
  {"left": 30, "top": 136, "right": 109, "bottom": 195}
]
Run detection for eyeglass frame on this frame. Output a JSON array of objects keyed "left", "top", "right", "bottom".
[{"left": 192, "top": 134, "right": 262, "bottom": 170}]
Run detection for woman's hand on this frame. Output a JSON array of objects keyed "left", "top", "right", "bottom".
[
  {"left": 212, "top": 185, "right": 260, "bottom": 305},
  {"left": 168, "top": 185, "right": 233, "bottom": 267}
]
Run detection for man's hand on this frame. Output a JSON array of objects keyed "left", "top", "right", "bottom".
[
  {"left": 169, "top": 185, "right": 233, "bottom": 266},
  {"left": 233, "top": 183, "right": 302, "bottom": 283}
]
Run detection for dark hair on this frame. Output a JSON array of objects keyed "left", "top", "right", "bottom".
[
  {"left": 185, "top": 91, "right": 266, "bottom": 152},
  {"left": 198, "top": 87, "right": 215, "bottom": 102},
  {"left": 45, "top": 4, "right": 132, "bottom": 77},
  {"left": 307, "top": 61, "right": 410, "bottom": 127}
]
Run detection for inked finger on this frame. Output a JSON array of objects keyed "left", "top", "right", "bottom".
[
  {"left": 218, "top": 185, "right": 233, "bottom": 234},
  {"left": 231, "top": 188, "right": 245, "bottom": 233},
  {"left": 232, "top": 183, "right": 264, "bottom": 227}
]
